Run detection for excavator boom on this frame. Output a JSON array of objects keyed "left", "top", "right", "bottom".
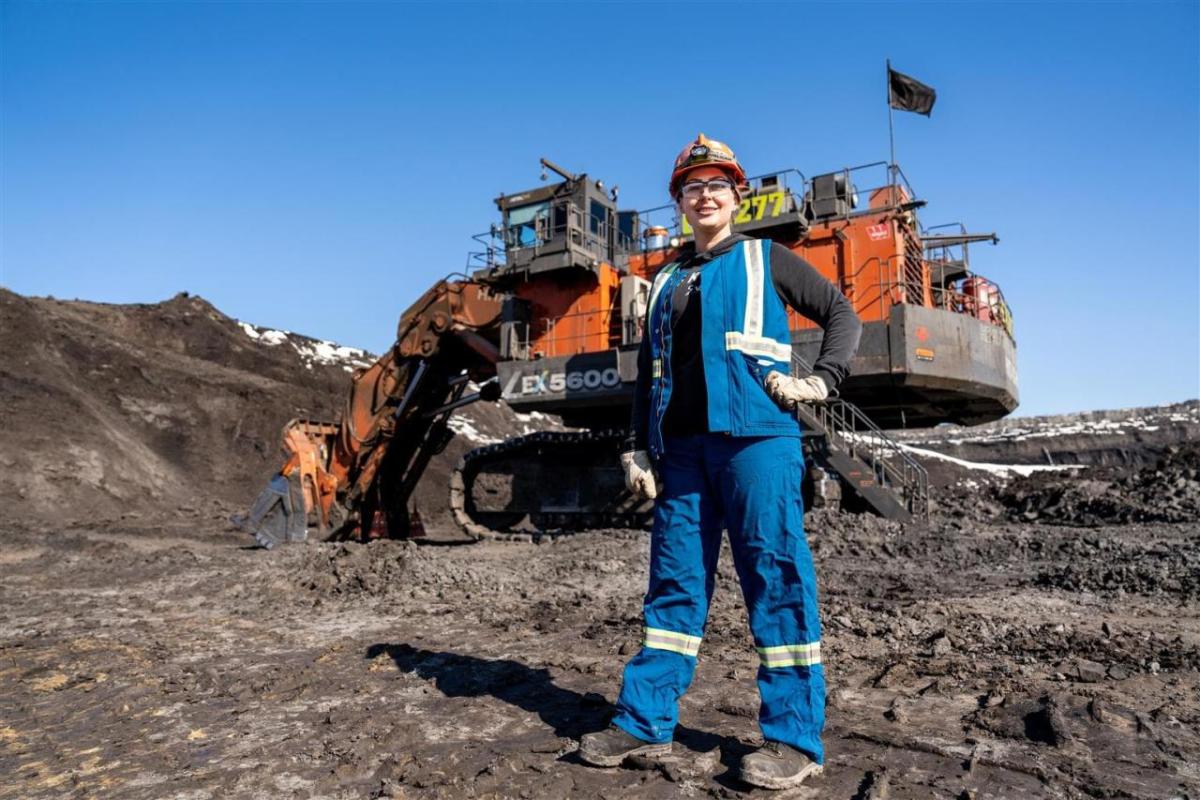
[{"left": 235, "top": 278, "right": 506, "bottom": 548}]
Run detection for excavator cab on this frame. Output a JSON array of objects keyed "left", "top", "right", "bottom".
[{"left": 492, "top": 158, "right": 636, "bottom": 278}]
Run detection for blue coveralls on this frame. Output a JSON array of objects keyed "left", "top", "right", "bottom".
[{"left": 612, "top": 238, "right": 826, "bottom": 763}]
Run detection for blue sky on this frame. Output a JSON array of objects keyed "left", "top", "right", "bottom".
[{"left": 2, "top": 1, "right": 1197, "bottom": 418}]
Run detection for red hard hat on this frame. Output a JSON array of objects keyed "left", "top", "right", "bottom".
[{"left": 668, "top": 133, "right": 748, "bottom": 197}]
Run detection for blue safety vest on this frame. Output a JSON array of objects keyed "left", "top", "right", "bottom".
[{"left": 645, "top": 238, "right": 800, "bottom": 460}]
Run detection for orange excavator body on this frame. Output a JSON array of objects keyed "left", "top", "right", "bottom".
[{"left": 238, "top": 157, "right": 1015, "bottom": 545}]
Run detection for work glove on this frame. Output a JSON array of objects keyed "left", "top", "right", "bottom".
[
  {"left": 764, "top": 371, "right": 829, "bottom": 410},
  {"left": 620, "top": 450, "right": 659, "bottom": 501}
]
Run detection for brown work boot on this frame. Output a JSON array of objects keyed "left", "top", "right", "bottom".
[
  {"left": 739, "top": 741, "right": 823, "bottom": 789},
  {"left": 578, "top": 724, "right": 672, "bottom": 767}
]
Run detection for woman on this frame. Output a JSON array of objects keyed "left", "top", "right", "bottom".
[{"left": 578, "top": 134, "right": 862, "bottom": 790}]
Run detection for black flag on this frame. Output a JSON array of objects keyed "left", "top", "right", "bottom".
[{"left": 888, "top": 67, "right": 937, "bottom": 116}]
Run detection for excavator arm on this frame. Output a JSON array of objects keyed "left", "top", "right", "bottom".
[{"left": 235, "top": 278, "right": 506, "bottom": 548}]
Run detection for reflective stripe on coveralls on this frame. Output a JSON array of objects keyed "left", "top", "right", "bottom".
[
  {"left": 643, "top": 627, "right": 702, "bottom": 657},
  {"left": 757, "top": 641, "right": 821, "bottom": 668}
]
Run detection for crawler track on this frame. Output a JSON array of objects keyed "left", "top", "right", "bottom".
[{"left": 450, "top": 429, "right": 653, "bottom": 540}]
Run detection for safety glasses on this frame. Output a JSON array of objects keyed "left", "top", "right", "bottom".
[{"left": 680, "top": 178, "right": 735, "bottom": 198}]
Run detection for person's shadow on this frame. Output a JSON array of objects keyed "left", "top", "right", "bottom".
[{"left": 364, "top": 643, "right": 750, "bottom": 776}]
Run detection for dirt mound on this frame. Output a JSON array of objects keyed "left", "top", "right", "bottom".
[
  {"left": 0, "top": 289, "right": 557, "bottom": 531},
  {"left": 998, "top": 442, "right": 1200, "bottom": 526},
  {"left": 0, "top": 290, "right": 354, "bottom": 523}
]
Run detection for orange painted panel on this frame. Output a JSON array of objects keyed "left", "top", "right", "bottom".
[{"left": 519, "top": 263, "right": 624, "bottom": 357}]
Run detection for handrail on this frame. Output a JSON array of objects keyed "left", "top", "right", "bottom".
[
  {"left": 539, "top": 306, "right": 620, "bottom": 356},
  {"left": 790, "top": 351, "right": 929, "bottom": 516},
  {"left": 922, "top": 221, "right": 968, "bottom": 236},
  {"left": 847, "top": 260, "right": 1016, "bottom": 339}
]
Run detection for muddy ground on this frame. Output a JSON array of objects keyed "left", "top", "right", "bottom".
[
  {"left": 2, "top": 291, "right": 1198, "bottom": 798},
  {"left": 3, "top": 490, "right": 1199, "bottom": 798}
]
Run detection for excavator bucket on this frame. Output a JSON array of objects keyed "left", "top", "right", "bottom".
[{"left": 233, "top": 470, "right": 308, "bottom": 549}]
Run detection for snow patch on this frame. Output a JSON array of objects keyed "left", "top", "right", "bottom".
[
  {"left": 446, "top": 415, "right": 502, "bottom": 446},
  {"left": 865, "top": 436, "right": 1081, "bottom": 476},
  {"left": 894, "top": 405, "right": 1199, "bottom": 449},
  {"left": 238, "top": 320, "right": 372, "bottom": 373},
  {"left": 239, "top": 321, "right": 288, "bottom": 346},
  {"left": 513, "top": 410, "right": 553, "bottom": 435},
  {"left": 289, "top": 339, "right": 372, "bottom": 372}
]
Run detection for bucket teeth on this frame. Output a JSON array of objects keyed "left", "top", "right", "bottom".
[
  {"left": 254, "top": 529, "right": 279, "bottom": 550},
  {"left": 238, "top": 472, "right": 307, "bottom": 548}
]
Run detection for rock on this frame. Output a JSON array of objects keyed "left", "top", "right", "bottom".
[
  {"left": 626, "top": 752, "right": 682, "bottom": 781},
  {"left": 1107, "top": 664, "right": 1130, "bottom": 681},
  {"left": 624, "top": 754, "right": 658, "bottom": 771},
  {"left": 884, "top": 698, "right": 909, "bottom": 724},
  {"left": 1045, "top": 695, "right": 1074, "bottom": 746},
  {"left": 858, "top": 768, "right": 890, "bottom": 799},
  {"left": 659, "top": 758, "right": 688, "bottom": 783},
  {"left": 979, "top": 694, "right": 1073, "bottom": 746},
  {"left": 529, "top": 737, "right": 568, "bottom": 754},
  {"left": 690, "top": 747, "right": 721, "bottom": 776},
  {"left": 1072, "top": 659, "right": 1106, "bottom": 683},
  {"left": 931, "top": 635, "right": 953, "bottom": 657}
]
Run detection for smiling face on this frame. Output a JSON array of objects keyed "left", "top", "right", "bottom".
[{"left": 676, "top": 165, "right": 739, "bottom": 241}]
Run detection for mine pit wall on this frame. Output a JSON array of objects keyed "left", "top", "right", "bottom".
[{"left": 889, "top": 401, "right": 1200, "bottom": 468}]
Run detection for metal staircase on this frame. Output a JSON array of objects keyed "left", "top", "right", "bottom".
[{"left": 792, "top": 356, "right": 929, "bottom": 521}]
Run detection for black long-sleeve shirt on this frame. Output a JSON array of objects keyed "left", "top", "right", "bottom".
[{"left": 627, "top": 233, "right": 862, "bottom": 452}]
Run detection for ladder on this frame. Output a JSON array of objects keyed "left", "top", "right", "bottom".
[{"left": 792, "top": 356, "right": 929, "bottom": 521}]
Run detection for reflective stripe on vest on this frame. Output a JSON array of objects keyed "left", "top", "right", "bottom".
[
  {"left": 742, "top": 238, "right": 765, "bottom": 338},
  {"left": 724, "top": 331, "right": 793, "bottom": 362},
  {"left": 724, "top": 240, "right": 791, "bottom": 365}
]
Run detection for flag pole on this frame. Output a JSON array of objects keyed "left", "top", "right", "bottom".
[{"left": 886, "top": 58, "right": 897, "bottom": 202}]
